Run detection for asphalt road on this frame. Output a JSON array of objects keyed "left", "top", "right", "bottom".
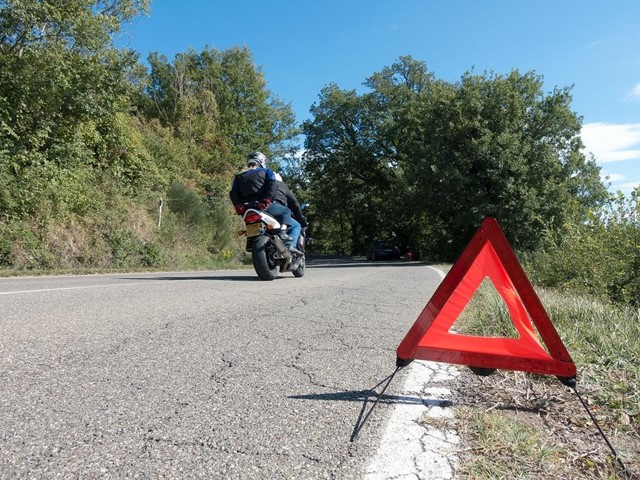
[{"left": 0, "top": 259, "right": 443, "bottom": 479}]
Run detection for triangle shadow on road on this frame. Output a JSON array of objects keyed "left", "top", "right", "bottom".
[{"left": 288, "top": 371, "right": 454, "bottom": 441}]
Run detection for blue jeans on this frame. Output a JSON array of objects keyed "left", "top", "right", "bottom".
[
  {"left": 265, "top": 203, "right": 300, "bottom": 248},
  {"left": 287, "top": 217, "right": 301, "bottom": 249},
  {"left": 265, "top": 202, "right": 291, "bottom": 225}
]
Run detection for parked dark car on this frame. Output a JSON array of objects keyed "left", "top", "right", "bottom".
[{"left": 366, "top": 240, "right": 401, "bottom": 261}]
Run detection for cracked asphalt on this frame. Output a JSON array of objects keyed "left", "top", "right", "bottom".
[{"left": 0, "top": 259, "right": 445, "bottom": 478}]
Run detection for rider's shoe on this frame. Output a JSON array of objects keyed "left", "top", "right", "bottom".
[{"left": 279, "top": 231, "right": 293, "bottom": 242}]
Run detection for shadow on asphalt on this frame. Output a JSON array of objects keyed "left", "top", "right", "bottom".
[
  {"left": 306, "top": 255, "right": 424, "bottom": 268},
  {"left": 287, "top": 390, "right": 437, "bottom": 405},
  {"left": 289, "top": 387, "right": 454, "bottom": 442},
  {"left": 119, "top": 275, "right": 263, "bottom": 282},
  {"left": 119, "top": 257, "right": 427, "bottom": 281}
]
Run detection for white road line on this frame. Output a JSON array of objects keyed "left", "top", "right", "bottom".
[
  {"left": 0, "top": 283, "right": 148, "bottom": 295},
  {"left": 365, "top": 361, "right": 460, "bottom": 480},
  {"left": 426, "top": 265, "right": 447, "bottom": 281},
  {"left": 365, "top": 265, "right": 458, "bottom": 479}
]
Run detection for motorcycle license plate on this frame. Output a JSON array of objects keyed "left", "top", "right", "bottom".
[{"left": 245, "top": 223, "right": 262, "bottom": 237}]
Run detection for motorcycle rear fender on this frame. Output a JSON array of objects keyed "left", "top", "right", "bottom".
[{"left": 243, "top": 208, "right": 281, "bottom": 229}]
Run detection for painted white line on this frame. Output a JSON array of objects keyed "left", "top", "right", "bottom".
[
  {"left": 0, "top": 283, "right": 148, "bottom": 295},
  {"left": 365, "top": 266, "right": 456, "bottom": 479},
  {"left": 365, "top": 361, "right": 460, "bottom": 480},
  {"left": 426, "top": 265, "right": 447, "bottom": 280}
]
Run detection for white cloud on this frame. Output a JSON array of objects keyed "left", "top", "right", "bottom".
[
  {"left": 631, "top": 83, "right": 640, "bottom": 98},
  {"left": 601, "top": 172, "right": 626, "bottom": 182},
  {"left": 619, "top": 180, "right": 640, "bottom": 191},
  {"left": 586, "top": 39, "right": 613, "bottom": 48},
  {"left": 581, "top": 122, "right": 640, "bottom": 164}
]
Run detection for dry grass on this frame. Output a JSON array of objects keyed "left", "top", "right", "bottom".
[{"left": 426, "top": 281, "right": 640, "bottom": 479}]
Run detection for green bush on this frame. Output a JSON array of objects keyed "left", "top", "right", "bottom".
[
  {"left": 524, "top": 189, "right": 639, "bottom": 307},
  {"left": 0, "top": 220, "right": 57, "bottom": 270},
  {"left": 142, "top": 241, "right": 167, "bottom": 268},
  {"left": 167, "top": 181, "right": 208, "bottom": 225},
  {"left": 109, "top": 229, "right": 143, "bottom": 267}
]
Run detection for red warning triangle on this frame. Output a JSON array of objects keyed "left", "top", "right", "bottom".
[{"left": 396, "top": 218, "right": 576, "bottom": 378}]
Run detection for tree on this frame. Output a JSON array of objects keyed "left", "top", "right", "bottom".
[
  {"left": 302, "top": 84, "right": 398, "bottom": 254},
  {"left": 143, "top": 46, "right": 298, "bottom": 198},
  {"left": 0, "top": 0, "right": 150, "bottom": 218},
  {"left": 401, "top": 69, "right": 607, "bottom": 256},
  {"left": 0, "top": 2, "right": 299, "bottom": 269},
  {"left": 302, "top": 57, "right": 608, "bottom": 259}
]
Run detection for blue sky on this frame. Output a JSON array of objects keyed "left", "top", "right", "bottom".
[{"left": 118, "top": 0, "right": 640, "bottom": 194}]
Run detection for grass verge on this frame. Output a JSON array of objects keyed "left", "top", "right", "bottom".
[{"left": 447, "top": 281, "right": 640, "bottom": 479}]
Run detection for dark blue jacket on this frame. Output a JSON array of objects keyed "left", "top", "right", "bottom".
[{"left": 229, "top": 167, "right": 277, "bottom": 205}]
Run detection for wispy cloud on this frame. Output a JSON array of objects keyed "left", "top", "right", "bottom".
[
  {"left": 586, "top": 39, "right": 613, "bottom": 48},
  {"left": 581, "top": 123, "right": 640, "bottom": 164},
  {"left": 630, "top": 83, "right": 640, "bottom": 98},
  {"left": 618, "top": 180, "right": 640, "bottom": 192},
  {"left": 601, "top": 172, "right": 626, "bottom": 183}
]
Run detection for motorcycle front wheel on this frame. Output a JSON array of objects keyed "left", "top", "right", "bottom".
[
  {"left": 292, "top": 255, "right": 305, "bottom": 277},
  {"left": 252, "top": 235, "right": 279, "bottom": 280}
]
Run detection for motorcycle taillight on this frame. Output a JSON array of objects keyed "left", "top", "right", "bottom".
[{"left": 244, "top": 212, "right": 262, "bottom": 223}]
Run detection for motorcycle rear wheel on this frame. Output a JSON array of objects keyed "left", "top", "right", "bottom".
[{"left": 252, "top": 235, "right": 279, "bottom": 280}]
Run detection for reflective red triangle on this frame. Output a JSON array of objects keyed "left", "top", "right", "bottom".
[{"left": 396, "top": 218, "right": 576, "bottom": 378}]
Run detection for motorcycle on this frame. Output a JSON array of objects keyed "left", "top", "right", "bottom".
[{"left": 239, "top": 202, "right": 307, "bottom": 280}]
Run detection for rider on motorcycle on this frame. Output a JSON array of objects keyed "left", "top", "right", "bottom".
[
  {"left": 273, "top": 173, "right": 307, "bottom": 251},
  {"left": 229, "top": 151, "right": 295, "bottom": 241}
]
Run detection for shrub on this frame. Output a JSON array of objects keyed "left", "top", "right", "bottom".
[
  {"left": 167, "top": 181, "right": 207, "bottom": 225},
  {"left": 142, "top": 242, "right": 166, "bottom": 268},
  {"left": 524, "top": 189, "right": 639, "bottom": 307}
]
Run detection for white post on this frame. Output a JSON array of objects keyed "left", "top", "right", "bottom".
[{"left": 158, "top": 197, "right": 164, "bottom": 228}]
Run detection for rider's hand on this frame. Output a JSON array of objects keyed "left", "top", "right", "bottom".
[
  {"left": 258, "top": 198, "right": 271, "bottom": 210},
  {"left": 234, "top": 204, "right": 245, "bottom": 215}
]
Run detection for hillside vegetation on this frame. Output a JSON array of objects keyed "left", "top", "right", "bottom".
[{"left": 0, "top": 0, "right": 297, "bottom": 272}]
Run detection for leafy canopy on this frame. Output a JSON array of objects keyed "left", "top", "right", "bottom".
[{"left": 302, "top": 56, "right": 607, "bottom": 259}]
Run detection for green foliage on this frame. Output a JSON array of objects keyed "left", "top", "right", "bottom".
[
  {"left": 525, "top": 188, "right": 639, "bottom": 306},
  {"left": 0, "top": 0, "right": 149, "bottom": 54},
  {"left": 302, "top": 83, "right": 400, "bottom": 254},
  {"left": 109, "top": 228, "right": 144, "bottom": 267},
  {"left": 0, "top": 2, "right": 298, "bottom": 273},
  {"left": 167, "top": 181, "right": 207, "bottom": 225},
  {"left": 144, "top": 46, "right": 298, "bottom": 183},
  {"left": 141, "top": 241, "right": 166, "bottom": 268},
  {"left": 405, "top": 69, "right": 606, "bottom": 255},
  {"left": 0, "top": 219, "right": 56, "bottom": 269},
  {"left": 0, "top": 0, "right": 152, "bottom": 222},
  {"left": 302, "top": 57, "right": 608, "bottom": 260}
]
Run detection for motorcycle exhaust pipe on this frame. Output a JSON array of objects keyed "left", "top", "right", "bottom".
[
  {"left": 271, "top": 235, "right": 290, "bottom": 256},
  {"left": 271, "top": 235, "right": 292, "bottom": 267}
]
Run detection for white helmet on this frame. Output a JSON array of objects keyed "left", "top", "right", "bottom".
[
  {"left": 246, "top": 151, "right": 267, "bottom": 169},
  {"left": 274, "top": 173, "right": 283, "bottom": 181}
]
